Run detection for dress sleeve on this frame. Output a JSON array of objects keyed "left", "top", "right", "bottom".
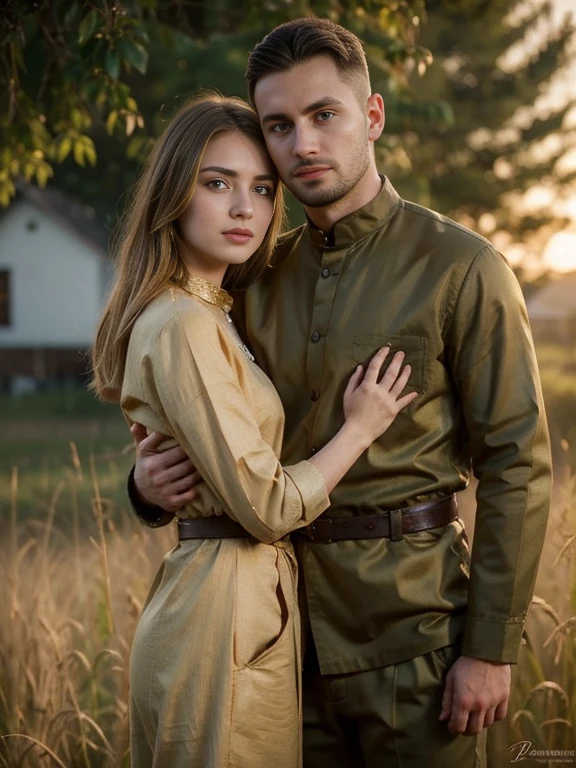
[
  {"left": 139, "top": 306, "right": 330, "bottom": 544},
  {"left": 445, "top": 245, "right": 552, "bottom": 663}
]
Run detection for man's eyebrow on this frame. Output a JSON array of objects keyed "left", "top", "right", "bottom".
[
  {"left": 261, "top": 97, "right": 345, "bottom": 124},
  {"left": 200, "top": 166, "right": 275, "bottom": 182}
]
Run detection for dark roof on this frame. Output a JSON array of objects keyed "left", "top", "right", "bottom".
[{"left": 5, "top": 182, "right": 110, "bottom": 255}]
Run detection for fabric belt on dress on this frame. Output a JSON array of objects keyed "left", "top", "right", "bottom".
[
  {"left": 178, "top": 515, "right": 252, "bottom": 540},
  {"left": 295, "top": 494, "right": 458, "bottom": 543}
]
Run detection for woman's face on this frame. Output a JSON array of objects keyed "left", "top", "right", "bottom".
[{"left": 177, "top": 131, "right": 276, "bottom": 285}]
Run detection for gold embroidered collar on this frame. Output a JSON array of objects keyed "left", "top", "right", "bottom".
[{"left": 184, "top": 274, "right": 233, "bottom": 314}]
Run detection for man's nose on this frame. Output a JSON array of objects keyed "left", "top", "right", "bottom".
[{"left": 292, "top": 125, "right": 319, "bottom": 157}]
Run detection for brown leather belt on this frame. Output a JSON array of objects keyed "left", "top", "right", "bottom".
[
  {"left": 178, "top": 516, "right": 252, "bottom": 540},
  {"left": 296, "top": 495, "right": 458, "bottom": 543}
]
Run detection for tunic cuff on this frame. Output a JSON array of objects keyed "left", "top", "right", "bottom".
[
  {"left": 283, "top": 460, "right": 330, "bottom": 523},
  {"left": 461, "top": 614, "right": 526, "bottom": 664},
  {"left": 127, "top": 466, "right": 175, "bottom": 528}
]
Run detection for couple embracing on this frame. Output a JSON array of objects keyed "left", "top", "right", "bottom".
[{"left": 91, "top": 17, "right": 551, "bottom": 768}]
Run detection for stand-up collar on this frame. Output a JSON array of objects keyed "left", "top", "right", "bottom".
[{"left": 307, "top": 176, "right": 402, "bottom": 249}]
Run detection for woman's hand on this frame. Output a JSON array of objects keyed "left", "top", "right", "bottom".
[{"left": 343, "top": 347, "right": 417, "bottom": 444}]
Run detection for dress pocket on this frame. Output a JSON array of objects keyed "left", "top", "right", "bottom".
[
  {"left": 229, "top": 547, "right": 300, "bottom": 767},
  {"left": 351, "top": 334, "right": 427, "bottom": 395},
  {"left": 233, "top": 544, "right": 294, "bottom": 669}
]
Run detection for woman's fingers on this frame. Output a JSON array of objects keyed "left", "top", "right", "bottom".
[
  {"left": 396, "top": 390, "right": 418, "bottom": 410},
  {"left": 378, "top": 350, "right": 405, "bottom": 389},
  {"left": 345, "top": 364, "right": 364, "bottom": 396},
  {"left": 364, "top": 346, "right": 390, "bottom": 383},
  {"left": 389, "top": 363, "right": 412, "bottom": 398}
]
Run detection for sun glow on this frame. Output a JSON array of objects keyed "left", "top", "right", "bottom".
[{"left": 543, "top": 231, "right": 576, "bottom": 273}]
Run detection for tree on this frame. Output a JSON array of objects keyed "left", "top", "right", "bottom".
[
  {"left": 0, "top": 0, "right": 436, "bottom": 209},
  {"left": 383, "top": 0, "right": 576, "bottom": 248}
]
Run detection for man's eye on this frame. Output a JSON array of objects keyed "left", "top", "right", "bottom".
[
  {"left": 254, "top": 185, "right": 273, "bottom": 196},
  {"left": 271, "top": 123, "right": 290, "bottom": 133},
  {"left": 317, "top": 111, "right": 334, "bottom": 122},
  {"left": 207, "top": 179, "right": 227, "bottom": 190}
]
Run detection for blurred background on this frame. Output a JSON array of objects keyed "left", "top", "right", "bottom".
[{"left": 0, "top": 1, "right": 575, "bottom": 765}]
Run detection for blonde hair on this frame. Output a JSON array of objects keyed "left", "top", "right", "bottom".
[{"left": 91, "top": 94, "right": 284, "bottom": 402}]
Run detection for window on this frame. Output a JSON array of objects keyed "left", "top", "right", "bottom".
[{"left": 0, "top": 270, "right": 10, "bottom": 326}]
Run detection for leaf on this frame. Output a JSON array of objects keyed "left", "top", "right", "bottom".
[
  {"left": 64, "top": 2, "right": 81, "bottom": 26},
  {"left": 105, "top": 48, "right": 121, "bottom": 80},
  {"left": 73, "top": 139, "right": 85, "bottom": 166},
  {"left": 118, "top": 38, "right": 149, "bottom": 75},
  {"left": 56, "top": 137, "right": 72, "bottom": 163},
  {"left": 35, "top": 163, "right": 53, "bottom": 188},
  {"left": 105, "top": 110, "right": 118, "bottom": 135},
  {"left": 125, "top": 113, "right": 136, "bottom": 137},
  {"left": 127, "top": 135, "right": 152, "bottom": 161},
  {"left": 0, "top": 178, "right": 16, "bottom": 207},
  {"left": 82, "top": 137, "right": 97, "bottom": 167},
  {"left": 78, "top": 9, "right": 98, "bottom": 46},
  {"left": 23, "top": 162, "right": 35, "bottom": 181}
]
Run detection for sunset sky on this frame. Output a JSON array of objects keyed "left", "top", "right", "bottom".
[{"left": 531, "top": 0, "right": 576, "bottom": 273}]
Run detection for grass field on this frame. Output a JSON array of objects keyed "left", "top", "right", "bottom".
[
  {"left": 0, "top": 390, "right": 132, "bottom": 527},
  {"left": 0, "top": 345, "right": 575, "bottom": 766}
]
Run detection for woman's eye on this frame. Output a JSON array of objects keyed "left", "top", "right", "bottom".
[
  {"left": 254, "top": 185, "right": 273, "bottom": 196},
  {"left": 207, "top": 179, "right": 227, "bottom": 190}
]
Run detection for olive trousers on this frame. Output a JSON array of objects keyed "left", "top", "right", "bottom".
[{"left": 302, "top": 644, "right": 488, "bottom": 768}]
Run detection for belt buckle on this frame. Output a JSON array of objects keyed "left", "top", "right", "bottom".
[{"left": 388, "top": 509, "right": 403, "bottom": 542}]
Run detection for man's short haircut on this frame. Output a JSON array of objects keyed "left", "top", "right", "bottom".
[{"left": 246, "top": 17, "right": 371, "bottom": 106}]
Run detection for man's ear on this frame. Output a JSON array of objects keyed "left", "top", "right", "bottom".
[{"left": 367, "top": 93, "right": 385, "bottom": 142}]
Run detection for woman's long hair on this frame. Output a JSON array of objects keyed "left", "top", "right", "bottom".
[{"left": 90, "top": 93, "right": 284, "bottom": 402}]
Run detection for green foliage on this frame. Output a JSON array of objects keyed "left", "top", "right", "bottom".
[
  {"left": 384, "top": 0, "right": 576, "bottom": 242},
  {"left": 0, "top": 0, "right": 431, "bottom": 210}
]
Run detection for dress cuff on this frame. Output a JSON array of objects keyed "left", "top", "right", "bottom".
[
  {"left": 127, "top": 465, "right": 175, "bottom": 528},
  {"left": 461, "top": 614, "right": 526, "bottom": 664},
  {"left": 283, "top": 460, "right": 331, "bottom": 522}
]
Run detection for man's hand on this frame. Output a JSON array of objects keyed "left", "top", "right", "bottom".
[
  {"left": 131, "top": 424, "right": 202, "bottom": 512},
  {"left": 439, "top": 655, "right": 510, "bottom": 736}
]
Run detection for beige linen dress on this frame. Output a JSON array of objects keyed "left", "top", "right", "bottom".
[{"left": 121, "top": 282, "right": 330, "bottom": 768}]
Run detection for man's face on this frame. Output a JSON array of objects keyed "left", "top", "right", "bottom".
[{"left": 254, "top": 56, "right": 372, "bottom": 208}]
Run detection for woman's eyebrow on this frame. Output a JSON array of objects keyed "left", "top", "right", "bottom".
[
  {"left": 199, "top": 165, "right": 237, "bottom": 176},
  {"left": 200, "top": 166, "right": 275, "bottom": 182}
]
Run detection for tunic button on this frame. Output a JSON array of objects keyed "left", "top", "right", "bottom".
[
  {"left": 311, "top": 331, "right": 321, "bottom": 343},
  {"left": 311, "top": 390, "right": 320, "bottom": 401},
  {"left": 321, "top": 267, "right": 331, "bottom": 278}
]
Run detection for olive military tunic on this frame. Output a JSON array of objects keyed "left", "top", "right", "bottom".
[
  {"left": 121, "top": 284, "right": 330, "bottom": 767},
  {"left": 238, "top": 176, "right": 552, "bottom": 674}
]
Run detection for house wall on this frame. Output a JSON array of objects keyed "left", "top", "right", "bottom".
[{"left": 0, "top": 200, "right": 106, "bottom": 348}]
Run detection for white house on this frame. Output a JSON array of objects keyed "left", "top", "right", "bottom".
[
  {"left": 0, "top": 184, "right": 111, "bottom": 392},
  {"left": 526, "top": 273, "right": 576, "bottom": 345}
]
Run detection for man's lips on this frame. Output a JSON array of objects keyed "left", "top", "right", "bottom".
[
  {"left": 293, "top": 166, "right": 331, "bottom": 180},
  {"left": 223, "top": 228, "right": 253, "bottom": 244}
]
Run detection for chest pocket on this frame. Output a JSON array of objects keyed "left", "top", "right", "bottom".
[{"left": 351, "top": 335, "right": 427, "bottom": 395}]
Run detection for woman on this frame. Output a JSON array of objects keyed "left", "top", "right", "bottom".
[{"left": 91, "top": 94, "right": 416, "bottom": 768}]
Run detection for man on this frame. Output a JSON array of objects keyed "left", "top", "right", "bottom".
[{"left": 128, "top": 17, "right": 551, "bottom": 768}]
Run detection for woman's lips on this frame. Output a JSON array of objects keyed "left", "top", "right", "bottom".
[
  {"left": 224, "top": 233, "right": 252, "bottom": 244},
  {"left": 223, "top": 229, "right": 253, "bottom": 244}
]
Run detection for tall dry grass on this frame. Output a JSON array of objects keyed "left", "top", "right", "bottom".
[
  {"left": 0, "top": 443, "right": 575, "bottom": 766},
  {"left": 0, "top": 450, "right": 172, "bottom": 767}
]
